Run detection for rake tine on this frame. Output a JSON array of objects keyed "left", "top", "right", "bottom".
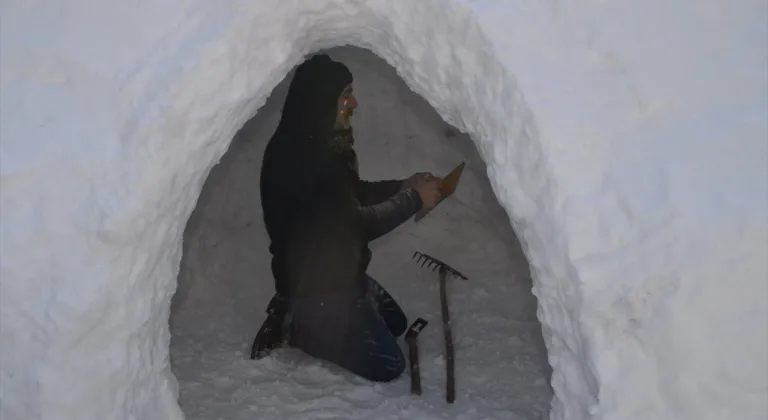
[{"left": 412, "top": 251, "right": 468, "bottom": 281}]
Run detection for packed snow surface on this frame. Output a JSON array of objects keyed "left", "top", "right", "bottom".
[
  {"left": 1, "top": 0, "right": 766, "bottom": 420},
  {"left": 171, "top": 47, "right": 552, "bottom": 419}
]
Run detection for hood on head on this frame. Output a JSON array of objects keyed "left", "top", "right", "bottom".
[{"left": 277, "top": 54, "right": 353, "bottom": 137}]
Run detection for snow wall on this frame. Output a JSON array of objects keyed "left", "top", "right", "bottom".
[{"left": 1, "top": 0, "right": 766, "bottom": 419}]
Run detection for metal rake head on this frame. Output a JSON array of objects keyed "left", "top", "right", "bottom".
[{"left": 412, "top": 251, "right": 468, "bottom": 280}]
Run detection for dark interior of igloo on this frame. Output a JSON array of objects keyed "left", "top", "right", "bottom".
[{"left": 169, "top": 46, "right": 553, "bottom": 419}]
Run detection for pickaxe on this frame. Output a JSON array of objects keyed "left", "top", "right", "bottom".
[
  {"left": 412, "top": 251, "right": 468, "bottom": 403},
  {"left": 405, "top": 318, "right": 429, "bottom": 395}
]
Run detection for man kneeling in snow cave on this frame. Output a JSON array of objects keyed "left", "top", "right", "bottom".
[{"left": 251, "top": 54, "right": 441, "bottom": 382}]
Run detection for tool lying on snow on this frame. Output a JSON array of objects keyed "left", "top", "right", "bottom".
[
  {"left": 412, "top": 251, "right": 468, "bottom": 403},
  {"left": 414, "top": 161, "right": 466, "bottom": 222},
  {"left": 405, "top": 318, "right": 429, "bottom": 395}
]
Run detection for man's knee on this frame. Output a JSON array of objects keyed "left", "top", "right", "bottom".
[
  {"left": 365, "top": 352, "right": 406, "bottom": 383},
  {"left": 387, "top": 313, "right": 408, "bottom": 338}
]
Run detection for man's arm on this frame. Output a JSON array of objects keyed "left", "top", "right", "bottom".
[
  {"left": 356, "top": 179, "right": 404, "bottom": 206},
  {"left": 357, "top": 188, "right": 422, "bottom": 241}
]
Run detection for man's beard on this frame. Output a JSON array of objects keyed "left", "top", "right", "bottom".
[{"left": 335, "top": 115, "right": 353, "bottom": 130}]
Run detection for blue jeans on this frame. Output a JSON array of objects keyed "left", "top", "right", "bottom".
[{"left": 290, "top": 276, "right": 407, "bottom": 382}]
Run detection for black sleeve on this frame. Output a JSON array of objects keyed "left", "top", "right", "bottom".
[
  {"left": 358, "top": 188, "right": 423, "bottom": 241},
  {"left": 356, "top": 179, "right": 404, "bottom": 206}
]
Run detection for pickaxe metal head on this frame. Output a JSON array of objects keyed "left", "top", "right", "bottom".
[{"left": 405, "top": 318, "right": 429, "bottom": 341}]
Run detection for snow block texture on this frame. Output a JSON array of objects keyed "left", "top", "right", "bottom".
[{"left": 1, "top": 0, "right": 766, "bottom": 420}]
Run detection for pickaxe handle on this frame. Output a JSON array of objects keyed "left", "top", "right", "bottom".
[{"left": 405, "top": 318, "right": 429, "bottom": 395}]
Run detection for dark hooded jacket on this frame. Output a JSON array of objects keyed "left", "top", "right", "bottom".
[{"left": 260, "top": 54, "right": 423, "bottom": 297}]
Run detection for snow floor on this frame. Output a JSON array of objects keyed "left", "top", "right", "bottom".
[{"left": 170, "top": 47, "right": 553, "bottom": 420}]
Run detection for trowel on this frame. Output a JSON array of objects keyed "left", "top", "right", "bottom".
[{"left": 414, "top": 161, "right": 466, "bottom": 222}]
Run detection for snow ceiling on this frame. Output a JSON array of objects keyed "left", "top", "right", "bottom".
[{"left": 0, "top": 0, "right": 765, "bottom": 420}]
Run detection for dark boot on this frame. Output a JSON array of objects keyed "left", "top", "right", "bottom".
[{"left": 249, "top": 294, "right": 291, "bottom": 360}]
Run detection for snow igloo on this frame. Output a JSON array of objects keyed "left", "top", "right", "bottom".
[
  {"left": 1, "top": 1, "right": 766, "bottom": 420},
  {"left": 169, "top": 45, "right": 553, "bottom": 420}
]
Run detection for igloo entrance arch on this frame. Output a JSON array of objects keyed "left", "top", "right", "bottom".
[
  {"left": 169, "top": 46, "right": 553, "bottom": 419},
  {"left": 2, "top": 1, "right": 766, "bottom": 420}
]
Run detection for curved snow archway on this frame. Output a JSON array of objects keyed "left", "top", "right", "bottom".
[
  {"left": 169, "top": 46, "right": 553, "bottom": 419},
  {"left": 1, "top": 1, "right": 766, "bottom": 420}
]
